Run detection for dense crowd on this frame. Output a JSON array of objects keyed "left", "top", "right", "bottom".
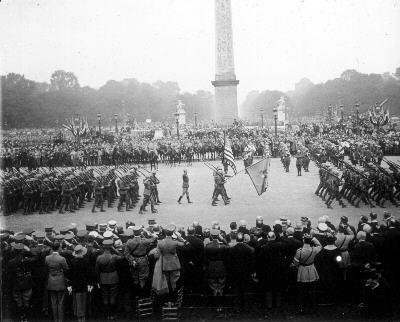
[{"left": 2, "top": 213, "right": 400, "bottom": 321}]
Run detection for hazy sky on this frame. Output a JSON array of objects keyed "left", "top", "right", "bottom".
[{"left": 1, "top": 0, "right": 400, "bottom": 103}]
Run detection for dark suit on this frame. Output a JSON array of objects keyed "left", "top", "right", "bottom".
[
  {"left": 182, "top": 235, "right": 204, "bottom": 293},
  {"left": 227, "top": 242, "right": 255, "bottom": 311}
]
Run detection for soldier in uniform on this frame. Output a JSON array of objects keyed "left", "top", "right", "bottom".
[
  {"left": 211, "top": 168, "right": 230, "bottom": 206},
  {"left": 59, "top": 177, "right": 73, "bottom": 214},
  {"left": 92, "top": 180, "right": 106, "bottom": 213},
  {"left": 117, "top": 176, "right": 130, "bottom": 212},
  {"left": 178, "top": 169, "right": 192, "bottom": 204},
  {"left": 150, "top": 171, "right": 161, "bottom": 204}
]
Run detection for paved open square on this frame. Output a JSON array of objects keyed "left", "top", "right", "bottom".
[{"left": 2, "top": 158, "right": 399, "bottom": 233}]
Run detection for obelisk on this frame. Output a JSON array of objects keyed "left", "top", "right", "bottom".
[{"left": 212, "top": 0, "right": 239, "bottom": 125}]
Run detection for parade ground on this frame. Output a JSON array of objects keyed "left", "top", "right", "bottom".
[{"left": 2, "top": 158, "right": 399, "bottom": 233}]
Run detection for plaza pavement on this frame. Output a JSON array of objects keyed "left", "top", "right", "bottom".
[{"left": 2, "top": 158, "right": 399, "bottom": 233}]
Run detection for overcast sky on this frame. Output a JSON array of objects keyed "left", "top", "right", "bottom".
[{"left": 1, "top": 0, "right": 400, "bottom": 103}]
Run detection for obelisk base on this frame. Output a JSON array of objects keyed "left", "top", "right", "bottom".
[{"left": 212, "top": 79, "right": 239, "bottom": 125}]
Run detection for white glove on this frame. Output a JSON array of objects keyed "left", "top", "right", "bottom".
[
  {"left": 67, "top": 286, "right": 72, "bottom": 294},
  {"left": 87, "top": 285, "right": 93, "bottom": 293}
]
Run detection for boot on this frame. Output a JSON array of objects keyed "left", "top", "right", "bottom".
[
  {"left": 178, "top": 196, "right": 182, "bottom": 204},
  {"left": 187, "top": 197, "right": 192, "bottom": 203},
  {"left": 151, "top": 205, "right": 158, "bottom": 213}
]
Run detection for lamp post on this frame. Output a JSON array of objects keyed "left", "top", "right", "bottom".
[
  {"left": 114, "top": 114, "right": 118, "bottom": 134},
  {"left": 174, "top": 110, "right": 180, "bottom": 139},
  {"left": 97, "top": 113, "right": 102, "bottom": 135},
  {"left": 273, "top": 106, "right": 278, "bottom": 137},
  {"left": 260, "top": 107, "right": 264, "bottom": 128},
  {"left": 194, "top": 112, "right": 198, "bottom": 128},
  {"left": 340, "top": 104, "right": 344, "bottom": 123},
  {"left": 355, "top": 103, "right": 359, "bottom": 126}
]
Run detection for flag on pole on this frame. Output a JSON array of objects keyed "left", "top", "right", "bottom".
[
  {"left": 246, "top": 157, "right": 270, "bottom": 195},
  {"left": 223, "top": 133, "right": 237, "bottom": 174}
]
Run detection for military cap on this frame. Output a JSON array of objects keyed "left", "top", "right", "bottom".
[
  {"left": 88, "top": 231, "right": 99, "bottom": 238},
  {"left": 318, "top": 223, "right": 328, "bottom": 232},
  {"left": 22, "top": 227, "right": 34, "bottom": 235},
  {"left": 187, "top": 226, "right": 194, "bottom": 234},
  {"left": 102, "top": 239, "right": 113, "bottom": 246},
  {"left": 45, "top": 226, "right": 54, "bottom": 233},
  {"left": 98, "top": 224, "right": 107, "bottom": 232},
  {"left": 64, "top": 233, "right": 74, "bottom": 241},
  {"left": 86, "top": 224, "right": 96, "bottom": 232},
  {"left": 148, "top": 219, "right": 157, "bottom": 226},
  {"left": 77, "top": 230, "right": 88, "bottom": 238},
  {"left": 165, "top": 224, "right": 176, "bottom": 232},
  {"left": 60, "top": 228, "right": 70, "bottom": 235},
  {"left": 55, "top": 235, "right": 64, "bottom": 241},
  {"left": 256, "top": 216, "right": 263, "bottom": 222},
  {"left": 108, "top": 220, "right": 117, "bottom": 227},
  {"left": 33, "top": 231, "right": 45, "bottom": 239},
  {"left": 103, "top": 231, "right": 113, "bottom": 239},
  {"left": 239, "top": 220, "right": 247, "bottom": 227},
  {"left": 340, "top": 216, "right": 348, "bottom": 223},
  {"left": 14, "top": 234, "right": 26, "bottom": 242},
  {"left": 114, "top": 239, "right": 123, "bottom": 250}
]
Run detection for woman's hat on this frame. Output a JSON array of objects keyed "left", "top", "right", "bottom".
[{"left": 73, "top": 244, "right": 87, "bottom": 257}]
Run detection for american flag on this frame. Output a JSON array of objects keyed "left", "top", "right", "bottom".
[{"left": 223, "top": 134, "right": 237, "bottom": 174}]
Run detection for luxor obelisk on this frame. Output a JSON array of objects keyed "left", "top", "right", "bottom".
[{"left": 212, "top": 0, "right": 239, "bottom": 125}]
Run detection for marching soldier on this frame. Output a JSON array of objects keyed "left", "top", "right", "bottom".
[
  {"left": 92, "top": 180, "right": 106, "bottom": 213},
  {"left": 117, "top": 176, "right": 130, "bottom": 212},
  {"left": 178, "top": 169, "right": 192, "bottom": 204}
]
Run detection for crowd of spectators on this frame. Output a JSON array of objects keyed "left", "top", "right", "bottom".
[{"left": 2, "top": 212, "right": 400, "bottom": 321}]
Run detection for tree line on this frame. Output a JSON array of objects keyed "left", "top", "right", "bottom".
[
  {"left": 2, "top": 67, "right": 400, "bottom": 128},
  {"left": 240, "top": 67, "right": 400, "bottom": 121},
  {"left": 1, "top": 71, "right": 214, "bottom": 129}
]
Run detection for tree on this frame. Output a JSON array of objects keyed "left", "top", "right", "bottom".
[{"left": 50, "top": 70, "right": 80, "bottom": 91}]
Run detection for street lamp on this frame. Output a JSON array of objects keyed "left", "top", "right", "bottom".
[
  {"left": 273, "top": 106, "right": 278, "bottom": 137},
  {"left": 194, "top": 112, "right": 198, "bottom": 128},
  {"left": 260, "top": 107, "right": 264, "bottom": 128},
  {"left": 114, "top": 114, "right": 118, "bottom": 134},
  {"left": 340, "top": 104, "right": 344, "bottom": 122},
  {"left": 97, "top": 113, "right": 102, "bottom": 135},
  {"left": 174, "top": 110, "right": 180, "bottom": 139}
]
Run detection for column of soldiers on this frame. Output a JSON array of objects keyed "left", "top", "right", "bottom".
[
  {"left": 2, "top": 213, "right": 399, "bottom": 321},
  {"left": 1, "top": 165, "right": 156, "bottom": 216},
  {"left": 311, "top": 140, "right": 400, "bottom": 209}
]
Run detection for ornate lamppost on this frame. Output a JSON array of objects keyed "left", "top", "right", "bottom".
[
  {"left": 97, "top": 113, "right": 102, "bottom": 135},
  {"left": 273, "top": 106, "right": 278, "bottom": 137},
  {"left": 114, "top": 114, "right": 118, "bottom": 134}
]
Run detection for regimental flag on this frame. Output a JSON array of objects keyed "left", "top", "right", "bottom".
[
  {"left": 223, "top": 133, "right": 237, "bottom": 175},
  {"left": 246, "top": 157, "right": 270, "bottom": 195}
]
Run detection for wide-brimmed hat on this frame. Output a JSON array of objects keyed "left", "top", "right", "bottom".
[{"left": 73, "top": 245, "right": 87, "bottom": 257}]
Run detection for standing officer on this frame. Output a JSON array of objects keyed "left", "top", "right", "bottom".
[{"left": 178, "top": 169, "right": 192, "bottom": 204}]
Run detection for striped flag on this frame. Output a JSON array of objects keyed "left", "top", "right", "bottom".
[{"left": 223, "top": 133, "right": 237, "bottom": 175}]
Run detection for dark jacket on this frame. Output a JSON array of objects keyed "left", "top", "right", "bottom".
[{"left": 70, "top": 256, "right": 91, "bottom": 292}]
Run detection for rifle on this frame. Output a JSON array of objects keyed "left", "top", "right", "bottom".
[
  {"left": 337, "top": 159, "right": 370, "bottom": 180},
  {"left": 312, "top": 158, "right": 341, "bottom": 179}
]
